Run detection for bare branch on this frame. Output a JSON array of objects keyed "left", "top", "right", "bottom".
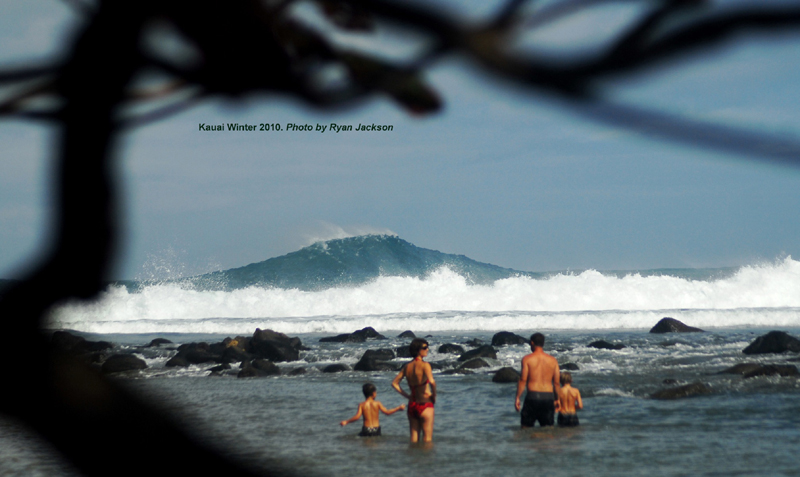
[
  {"left": 57, "top": 0, "right": 97, "bottom": 16},
  {"left": 118, "top": 88, "right": 205, "bottom": 129},
  {"left": 0, "top": 64, "right": 59, "bottom": 84}
]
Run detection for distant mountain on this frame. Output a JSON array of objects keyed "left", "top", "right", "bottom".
[{"left": 179, "top": 235, "right": 536, "bottom": 291}]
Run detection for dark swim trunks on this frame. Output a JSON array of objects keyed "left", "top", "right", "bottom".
[
  {"left": 359, "top": 426, "right": 382, "bottom": 437},
  {"left": 557, "top": 413, "right": 580, "bottom": 427},
  {"left": 521, "top": 391, "right": 555, "bottom": 427}
]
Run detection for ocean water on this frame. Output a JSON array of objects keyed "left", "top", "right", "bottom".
[{"left": 3, "top": 256, "right": 800, "bottom": 476}]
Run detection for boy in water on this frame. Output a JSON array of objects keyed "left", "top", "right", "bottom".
[
  {"left": 340, "top": 383, "right": 406, "bottom": 437},
  {"left": 557, "top": 371, "right": 583, "bottom": 427}
]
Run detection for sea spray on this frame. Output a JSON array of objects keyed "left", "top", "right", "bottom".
[{"left": 47, "top": 258, "right": 800, "bottom": 334}]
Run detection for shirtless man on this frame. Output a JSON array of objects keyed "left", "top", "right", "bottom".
[{"left": 515, "top": 332, "right": 561, "bottom": 428}]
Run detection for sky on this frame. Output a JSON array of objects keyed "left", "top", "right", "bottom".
[{"left": 2, "top": 0, "right": 800, "bottom": 280}]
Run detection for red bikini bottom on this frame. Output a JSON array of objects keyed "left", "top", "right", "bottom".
[{"left": 407, "top": 401, "right": 434, "bottom": 419}]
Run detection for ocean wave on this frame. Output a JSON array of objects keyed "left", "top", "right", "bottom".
[{"left": 46, "top": 257, "right": 800, "bottom": 334}]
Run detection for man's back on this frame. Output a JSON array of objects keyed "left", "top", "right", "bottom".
[{"left": 521, "top": 349, "right": 559, "bottom": 393}]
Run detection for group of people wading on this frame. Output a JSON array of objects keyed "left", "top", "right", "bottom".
[{"left": 340, "top": 333, "right": 582, "bottom": 443}]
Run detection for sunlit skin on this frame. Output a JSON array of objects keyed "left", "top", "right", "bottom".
[
  {"left": 515, "top": 341, "right": 561, "bottom": 419},
  {"left": 392, "top": 344, "right": 436, "bottom": 443},
  {"left": 558, "top": 372, "right": 583, "bottom": 414},
  {"left": 340, "top": 391, "right": 405, "bottom": 428},
  {"left": 558, "top": 382, "right": 583, "bottom": 415}
]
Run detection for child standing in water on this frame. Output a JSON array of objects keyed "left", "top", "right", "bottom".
[
  {"left": 340, "top": 383, "right": 406, "bottom": 437},
  {"left": 557, "top": 372, "right": 583, "bottom": 427}
]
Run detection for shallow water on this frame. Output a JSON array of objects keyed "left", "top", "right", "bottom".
[{"left": 4, "top": 328, "right": 798, "bottom": 476}]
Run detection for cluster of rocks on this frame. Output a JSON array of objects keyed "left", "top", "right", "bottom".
[
  {"left": 49, "top": 330, "right": 138, "bottom": 375},
  {"left": 49, "top": 328, "right": 311, "bottom": 378},
  {"left": 648, "top": 328, "right": 800, "bottom": 399},
  {"left": 49, "top": 319, "right": 800, "bottom": 394}
]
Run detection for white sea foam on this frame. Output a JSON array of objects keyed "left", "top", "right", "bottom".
[{"left": 47, "top": 257, "right": 800, "bottom": 334}]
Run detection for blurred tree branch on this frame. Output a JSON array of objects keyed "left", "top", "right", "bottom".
[{"left": 1, "top": 0, "right": 800, "bottom": 475}]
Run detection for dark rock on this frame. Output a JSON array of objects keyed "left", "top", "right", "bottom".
[
  {"left": 458, "top": 345, "right": 497, "bottom": 362},
  {"left": 560, "top": 362, "right": 580, "bottom": 371},
  {"left": 662, "top": 379, "right": 678, "bottom": 385},
  {"left": 429, "top": 361, "right": 449, "bottom": 371},
  {"left": 443, "top": 368, "right": 474, "bottom": 375},
  {"left": 491, "top": 331, "right": 528, "bottom": 346},
  {"left": 650, "top": 382, "right": 712, "bottom": 400},
  {"left": 438, "top": 343, "right": 465, "bottom": 355},
  {"left": 319, "top": 327, "right": 386, "bottom": 343},
  {"left": 164, "top": 356, "right": 190, "bottom": 367},
  {"left": 83, "top": 340, "right": 114, "bottom": 352},
  {"left": 588, "top": 340, "right": 626, "bottom": 350},
  {"left": 249, "top": 328, "right": 303, "bottom": 362},
  {"left": 322, "top": 363, "right": 351, "bottom": 373},
  {"left": 221, "top": 345, "right": 251, "bottom": 364},
  {"left": 395, "top": 345, "right": 412, "bottom": 358},
  {"left": 398, "top": 330, "right": 416, "bottom": 338},
  {"left": 354, "top": 349, "right": 399, "bottom": 372},
  {"left": 51, "top": 331, "right": 113, "bottom": 354},
  {"left": 101, "top": 354, "right": 147, "bottom": 374},
  {"left": 717, "top": 363, "right": 763, "bottom": 375},
  {"left": 208, "top": 363, "right": 231, "bottom": 373},
  {"left": 492, "top": 367, "right": 521, "bottom": 383},
  {"left": 163, "top": 341, "right": 227, "bottom": 366},
  {"left": 173, "top": 343, "right": 219, "bottom": 364},
  {"left": 458, "top": 358, "right": 491, "bottom": 370},
  {"left": 86, "top": 352, "right": 106, "bottom": 364},
  {"left": 146, "top": 338, "right": 173, "bottom": 347},
  {"left": 743, "top": 365, "right": 800, "bottom": 379},
  {"left": 237, "top": 367, "right": 259, "bottom": 378},
  {"left": 742, "top": 331, "right": 800, "bottom": 355},
  {"left": 237, "top": 359, "right": 280, "bottom": 378},
  {"left": 649, "top": 317, "right": 704, "bottom": 334},
  {"left": 463, "top": 338, "right": 483, "bottom": 347},
  {"left": 288, "top": 367, "right": 307, "bottom": 376},
  {"left": 51, "top": 330, "right": 86, "bottom": 352},
  {"left": 251, "top": 359, "right": 281, "bottom": 375}
]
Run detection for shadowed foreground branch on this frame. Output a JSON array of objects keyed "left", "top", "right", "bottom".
[{"left": 2, "top": 0, "right": 800, "bottom": 475}]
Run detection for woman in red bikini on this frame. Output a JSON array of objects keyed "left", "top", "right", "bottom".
[{"left": 392, "top": 338, "right": 437, "bottom": 443}]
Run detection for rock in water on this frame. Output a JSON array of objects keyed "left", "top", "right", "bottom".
[
  {"left": 650, "top": 382, "right": 712, "bottom": 400},
  {"left": 457, "top": 345, "right": 497, "bottom": 362},
  {"left": 250, "top": 328, "right": 303, "bottom": 362},
  {"left": 354, "top": 349, "right": 398, "bottom": 371},
  {"left": 319, "top": 327, "right": 387, "bottom": 343},
  {"left": 742, "top": 331, "right": 800, "bottom": 355},
  {"left": 322, "top": 364, "right": 350, "bottom": 373},
  {"left": 438, "top": 343, "right": 465, "bottom": 355},
  {"left": 51, "top": 330, "right": 113, "bottom": 354},
  {"left": 588, "top": 340, "right": 626, "bottom": 350},
  {"left": 743, "top": 365, "right": 800, "bottom": 379},
  {"left": 716, "top": 363, "right": 763, "bottom": 375},
  {"left": 490, "top": 331, "right": 528, "bottom": 346},
  {"left": 101, "top": 354, "right": 147, "bottom": 374},
  {"left": 458, "top": 358, "right": 491, "bottom": 370},
  {"left": 492, "top": 367, "right": 521, "bottom": 383},
  {"left": 146, "top": 338, "right": 173, "bottom": 347},
  {"left": 649, "top": 318, "right": 704, "bottom": 333},
  {"left": 237, "top": 359, "right": 281, "bottom": 378}
]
